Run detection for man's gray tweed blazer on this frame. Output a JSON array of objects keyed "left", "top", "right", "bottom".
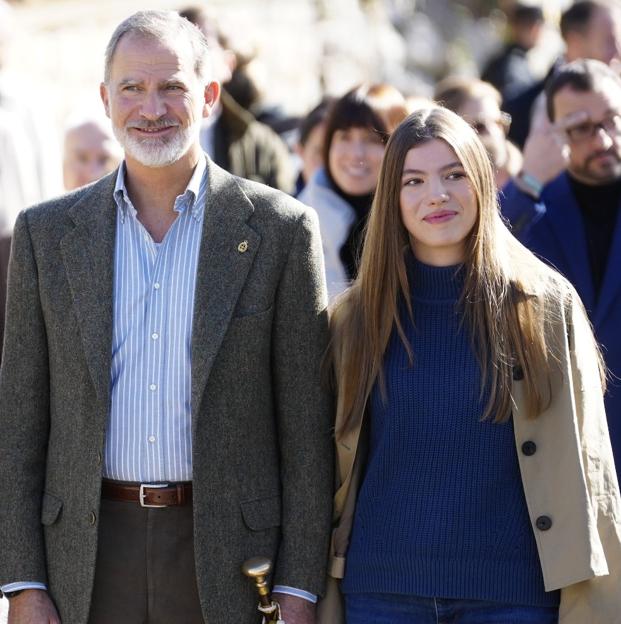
[{"left": 0, "top": 157, "right": 334, "bottom": 623}]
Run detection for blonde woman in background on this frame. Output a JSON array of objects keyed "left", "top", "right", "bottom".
[{"left": 325, "top": 107, "right": 621, "bottom": 623}]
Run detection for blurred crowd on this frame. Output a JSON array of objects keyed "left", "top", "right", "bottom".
[{"left": 2, "top": 0, "right": 621, "bottom": 405}]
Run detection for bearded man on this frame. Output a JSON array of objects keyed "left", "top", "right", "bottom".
[
  {"left": 501, "top": 58, "right": 621, "bottom": 474},
  {"left": 0, "top": 10, "right": 333, "bottom": 624}
]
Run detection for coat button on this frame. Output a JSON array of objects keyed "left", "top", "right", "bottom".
[
  {"left": 96, "top": 451, "right": 102, "bottom": 466},
  {"left": 521, "top": 441, "right": 537, "bottom": 456},
  {"left": 89, "top": 511, "right": 97, "bottom": 526},
  {"left": 536, "top": 515, "right": 552, "bottom": 531},
  {"left": 513, "top": 365, "right": 524, "bottom": 381}
]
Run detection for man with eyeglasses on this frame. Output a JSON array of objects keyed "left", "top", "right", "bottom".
[{"left": 502, "top": 58, "right": 621, "bottom": 471}]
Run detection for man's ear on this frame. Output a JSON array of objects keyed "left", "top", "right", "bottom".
[
  {"left": 203, "top": 81, "right": 221, "bottom": 118},
  {"left": 100, "top": 83, "right": 111, "bottom": 118}
]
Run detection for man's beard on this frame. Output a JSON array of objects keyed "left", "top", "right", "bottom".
[
  {"left": 574, "top": 148, "right": 621, "bottom": 185},
  {"left": 113, "top": 119, "right": 198, "bottom": 168}
]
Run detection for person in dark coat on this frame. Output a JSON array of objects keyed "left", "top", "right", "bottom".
[
  {"left": 501, "top": 59, "right": 621, "bottom": 473},
  {"left": 180, "top": 5, "right": 295, "bottom": 193},
  {"left": 482, "top": 3, "right": 544, "bottom": 101},
  {"left": 506, "top": 0, "right": 621, "bottom": 148}
]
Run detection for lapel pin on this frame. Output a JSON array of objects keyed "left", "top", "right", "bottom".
[{"left": 238, "top": 240, "right": 249, "bottom": 253}]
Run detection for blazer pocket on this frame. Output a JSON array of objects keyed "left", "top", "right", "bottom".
[
  {"left": 41, "top": 492, "right": 63, "bottom": 526},
  {"left": 232, "top": 304, "right": 274, "bottom": 320},
  {"left": 240, "top": 495, "right": 282, "bottom": 531}
]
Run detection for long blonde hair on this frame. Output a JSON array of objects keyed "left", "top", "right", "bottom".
[{"left": 330, "top": 107, "right": 600, "bottom": 438}]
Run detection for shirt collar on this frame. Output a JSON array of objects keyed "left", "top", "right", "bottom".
[{"left": 114, "top": 155, "right": 208, "bottom": 223}]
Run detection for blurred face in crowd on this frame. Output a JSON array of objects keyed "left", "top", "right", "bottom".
[
  {"left": 63, "top": 121, "right": 122, "bottom": 190},
  {"left": 586, "top": 6, "right": 621, "bottom": 65},
  {"left": 100, "top": 33, "right": 218, "bottom": 169},
  {"left": 296, "top": 122, "right": 327, "bottom": 185},
  {"left": 400, "top": 138, "right": 478, "bottom": 266},
  {"left": 329, "top": 126, "right": 385, "bottom": 195},
  {"left": 457, "top": 96, "right": 510, "bottom": 172},
  {"left": 188, "top": 15, "right": 235, "bottom": 85},
  {"left": 554, "top": 83, "right": 621, "bottom": 185},
  {"left": 569, "top": 6, "right": 621, "bottom": 65},
  {"left": 514, "top": 20, "right": 543, "bottom": 51}
]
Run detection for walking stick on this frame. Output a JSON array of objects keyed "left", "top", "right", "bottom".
[{"left": 242, "top": 556, "right": 284, "bottom": 623}]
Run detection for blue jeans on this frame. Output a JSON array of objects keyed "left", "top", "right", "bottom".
[{"left": 345, "top": 593, "right": 559, "bottom": 624}]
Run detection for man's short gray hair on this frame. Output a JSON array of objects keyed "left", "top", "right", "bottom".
[{"left": 103, "top": 10, "right": 211, "bottom": 84}]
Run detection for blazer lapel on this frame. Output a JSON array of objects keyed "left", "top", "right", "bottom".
[
  {"left": 544, "top": 175, "right": 596, "bottom": 312},
  {"left": 593, "top": 200, "right": 621, "bottom": 327},
  {"left": 60, "top": 174, "right": 117, "bottom": 410},
  {"left": 191, "top": 160, "right": 261, "bottom": 419}
]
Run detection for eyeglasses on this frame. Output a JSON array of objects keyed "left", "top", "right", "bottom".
[
  {"left": 470, "top": 112, "right": 512, "bottom": 136},
  {"left": 565, "top": 114, "right": 621, "bottom": 143}
]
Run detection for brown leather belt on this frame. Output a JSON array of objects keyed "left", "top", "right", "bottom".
[{"left": 101, "top": 479, "right": 192, "bottom": 507}]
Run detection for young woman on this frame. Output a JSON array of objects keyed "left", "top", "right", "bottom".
[
  {"left": 325, "top": 107, "right": 621, "bottom": 624},
  {"left": 298, "top": 84, "right": 408, "bottom": 300}
]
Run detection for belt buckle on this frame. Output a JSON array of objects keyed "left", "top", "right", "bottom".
[{"left": 139, "top": 483, "right": 169, "bottom": 508}]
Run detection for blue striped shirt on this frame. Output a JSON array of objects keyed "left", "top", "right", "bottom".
[{"left": 103, "top": 157, "right": 207, "bottom": 482}]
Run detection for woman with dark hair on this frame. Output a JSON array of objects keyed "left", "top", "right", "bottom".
[
  {"left": 298, "top": 84, "right": 407, "bottom": 300},
  {"left": 324, "top": 107, "right": 621, "bottom": 623}
]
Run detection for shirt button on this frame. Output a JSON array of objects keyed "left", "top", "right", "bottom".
[
  {"left": 154, "top": 283, "right": 161, "bottom": 290},
  {"left": 521, "top": 441, "right": 537, "bottom": 456},
  {"left": 536, "top": 515, "right": 553, "bottom": 531},
  {"left": 148, "top": 435, "right": 156, "bottom": 443},
  {"left": 149, "top": 384, "right": 157, "bottom": 391},
  {"left": 151, "top": 333, "right": 159, "bottom": 340}
]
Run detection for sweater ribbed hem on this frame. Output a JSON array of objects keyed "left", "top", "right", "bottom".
[{"left": 342, "top": 555, "right": 560, "bottom": 607}]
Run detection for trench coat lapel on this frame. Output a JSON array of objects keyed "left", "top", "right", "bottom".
[
  {"left": 60, "top": 173, "right": 117, "bottom": 411},
  {"left": 191, "top": 160, "right": 261, "bottom": 420}
]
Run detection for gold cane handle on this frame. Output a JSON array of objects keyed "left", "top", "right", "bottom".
[
  {"left": 242, "top": 556, "right": 272, "bottom": 577},
  {"left": 242, "top": 556, "right": 272, "bottom": 600},
  {"left": 242, "top": 556, "right": 283, "bottom": 622}
]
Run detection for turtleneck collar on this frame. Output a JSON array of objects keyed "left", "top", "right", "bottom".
[{"left": 405, "top": 250, "right": 465, "bottom": 303}]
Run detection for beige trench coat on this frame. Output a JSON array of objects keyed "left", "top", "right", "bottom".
[{"left": 319, "top": 283, "right": 621, "bottom": 624}]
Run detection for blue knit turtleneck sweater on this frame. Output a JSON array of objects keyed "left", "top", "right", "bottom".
[{"left": 342, "top": 256, "right": 559, "bottom": 607}]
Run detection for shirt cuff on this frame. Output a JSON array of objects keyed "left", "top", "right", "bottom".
[
  {"left": 1, "top": 582, "right": 47, "bottom": 594},
  {"left": 272, "top": 585, "right": 317, "bottom": 603}
]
